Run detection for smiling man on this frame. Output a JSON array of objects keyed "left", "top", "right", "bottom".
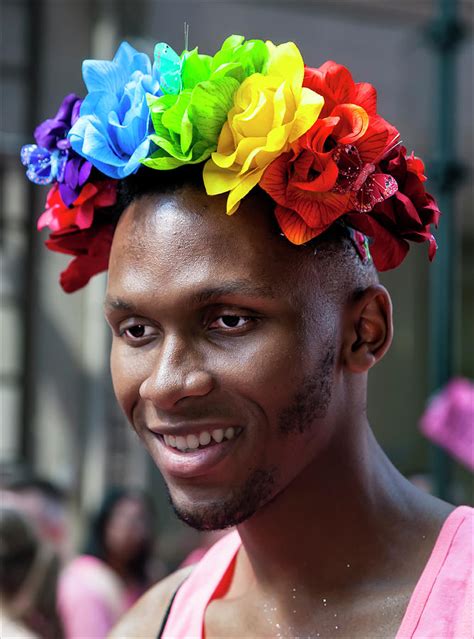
[
  {"left": 104, "top": 172, "right": 470, "bottom": 639},
  {"left": 22, "top": 35, "right": 472, "bottom": 638}
]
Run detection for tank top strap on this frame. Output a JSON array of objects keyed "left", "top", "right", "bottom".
[
  {"left": 161, "top": 530, "right": 242, "bottom": 638},
  {"left": 396, "top": 505, "right": 473, "bottom": 638}
]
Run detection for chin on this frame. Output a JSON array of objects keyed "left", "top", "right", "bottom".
[{"left": 165, "top": 466, "right": 278, "bottom": 531}]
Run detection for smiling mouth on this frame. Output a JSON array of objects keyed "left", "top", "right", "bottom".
[{"left": 161, "top": 427, "right": 242, "bottom": 453}]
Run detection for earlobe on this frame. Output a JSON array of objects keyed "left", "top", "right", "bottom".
[{"left": 342, "top": 285, "right": 393, "bottom": 373}]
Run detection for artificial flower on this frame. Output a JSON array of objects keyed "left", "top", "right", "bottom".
[
  {"left": 260, "top": 61, "right": 399, "bottom": 244},
  {"left": 20, "top": 94, "right": 93, "bottom": 205},
  {"left": 37, "top": 180, "right": 117, "bottom": 232},
  {"left": 68, "top": 42, "right": 162, "bottom": 179},
  {"left": 20, "top": 144, "right": 68, "bottom": 186},
  {"left": 34, "top": 93, "right": 82, "bottom": 151},
  {"left": 59, "top": 156, "right": 93, "bottom": 207},
  {"left": 304, "top": 61, "right": 377, "bottom": 119},
  {"left": 21, "top": 34, "right": 443, "bottom": 292},
  {"left": 45, "top": 223, "right": 116, "bottom": 293},
  {"left": 345, "top": 145, "right": 441, "bottom": 270},
  {"left": 143, "top": 36, "right": 269, "bottom": 170},
  {"left": 203, "top": 41, "right": 324, "bottom": 214}
]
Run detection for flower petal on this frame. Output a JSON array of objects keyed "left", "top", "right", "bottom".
[
  {"left": 345, "top": 212, "right": 409, "bottom": 270},
  {"left": 275, "top": 205, "right": 320, "bottom": 244}
]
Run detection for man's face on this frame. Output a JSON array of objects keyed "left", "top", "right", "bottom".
[{"left": 106, "top": 186, "right": 341, "bottom": 530}]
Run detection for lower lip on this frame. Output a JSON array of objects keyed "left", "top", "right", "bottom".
[{"left": 152, "top": 432, "right": 242, "bottom": 479}]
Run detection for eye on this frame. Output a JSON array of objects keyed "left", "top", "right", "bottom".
[
  {"left": 209, "top": 315, "right": 254, "bottom": 330},
  {"left": 120, "top": 323, "right": 156, "bottom": 342}
]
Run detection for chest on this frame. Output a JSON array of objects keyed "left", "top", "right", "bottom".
[{"left": 205, "top": 588, "right": 412, "bottom": 638}]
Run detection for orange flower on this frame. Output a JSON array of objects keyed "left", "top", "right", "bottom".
[{"left": 260, "top": 61, "right": 399, "bottom": 244}]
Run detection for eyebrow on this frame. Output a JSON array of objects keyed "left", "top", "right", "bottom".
[
  {"left": 103, "top": 297, "right": 137, "bottom": 312},
  {"left": 104, "top": 282, "right": 275, "bottom": 313},
  {"left": 192, "top": 282, "right": 276, "bottom": 304}
]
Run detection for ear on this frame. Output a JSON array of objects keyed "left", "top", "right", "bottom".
[{"left": 342, "top": 285, "right": 393, "bottom": 373}]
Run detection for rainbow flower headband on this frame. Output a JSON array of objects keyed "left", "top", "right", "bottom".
[{"left": 21, "top": 35, "right": 440, "bottom": 292}]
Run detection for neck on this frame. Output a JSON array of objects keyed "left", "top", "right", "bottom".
[{"left": 235, "top": 416, "right": 423, "bottom": 601}]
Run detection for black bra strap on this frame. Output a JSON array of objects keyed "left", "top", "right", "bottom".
[{"left": 156, "top": 577, "right": 187, "bottom": 639}]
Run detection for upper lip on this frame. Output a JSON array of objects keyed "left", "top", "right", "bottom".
[{"left": 147, "top": 422, "right": 239, "bottom": 437}]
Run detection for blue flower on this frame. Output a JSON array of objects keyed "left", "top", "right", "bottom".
[{"left": 68, "top": 42, "right": 162, "bottom": 179}]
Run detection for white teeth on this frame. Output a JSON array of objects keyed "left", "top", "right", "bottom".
[
  {"left": 199, "top": 431, "right": 211, "bottom": 446},
  {"left": 164, "top": 427, "right": 239, "bottom": 451},
  {"left": 186, "top": 434, "right": 200, "bottom": 449},
  {"left": 175, "top": 436, "right": 187, "bottom": 451},
  {"left": 212, "top": 429, "right": 224, "bottom": 443}
]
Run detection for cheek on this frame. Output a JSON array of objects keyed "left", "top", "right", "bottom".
[
  {"left": 110, "top": 340, "right": 148, "bottom": 423},
  {"left": 214, "top": 326, "right": 309, "bottom": 414}
]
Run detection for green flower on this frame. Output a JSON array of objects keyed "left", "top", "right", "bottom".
[{"left": 142, "top": 35, "right": 269, "bottom": 170}]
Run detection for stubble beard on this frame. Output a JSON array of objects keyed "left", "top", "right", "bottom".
[{"left": 166, "top": 345, "right": 335, "bottom": 531}]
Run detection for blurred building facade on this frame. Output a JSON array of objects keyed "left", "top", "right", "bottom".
[{"left": 1, "top": 1, "right": 473, "bottom": 544}]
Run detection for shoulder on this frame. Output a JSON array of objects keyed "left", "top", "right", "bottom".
[{"left": 108, "top": 565, "right": 194, "bottom": 638}]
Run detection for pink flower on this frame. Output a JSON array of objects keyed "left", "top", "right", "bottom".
[{"left": 38, "top": 180, "right": 117, "bottom": 232}]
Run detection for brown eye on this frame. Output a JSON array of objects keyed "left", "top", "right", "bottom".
[
  {"left": 210, "top": 315, "right": 254, "bottom": 330},
  {"left": 221, "top": 315, "right": 241, "bottom": 328},
  {"left": 127, "top": 325, "right": 146, "bottom": 338}
]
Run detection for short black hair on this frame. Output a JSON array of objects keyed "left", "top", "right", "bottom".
[{"left": 117, "top": 164, "right": 205, "bottom": 213}]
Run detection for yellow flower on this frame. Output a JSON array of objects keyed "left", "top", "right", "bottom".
[{"left": 203, "top": 41, "right": 324, "bottom": 214}]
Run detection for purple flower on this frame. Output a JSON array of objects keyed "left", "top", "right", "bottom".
[
  {"left": 31, "top": 93, "right": 92, "bottom": 206},
  {"left": 34, "top": 93, "right": 82, "bottom": 151}
]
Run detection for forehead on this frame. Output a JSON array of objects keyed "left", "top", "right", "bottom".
[{"left": 107, "top": 187, "right": 313, "bottom": 305}]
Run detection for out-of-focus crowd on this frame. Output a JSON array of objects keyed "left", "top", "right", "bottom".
[{"left": 0, "top": 468, "right": 167, "bottom": 638}]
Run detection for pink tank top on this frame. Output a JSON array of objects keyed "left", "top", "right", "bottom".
[{"left": 161, "top": 506, "right": 473, "bottom": 638}]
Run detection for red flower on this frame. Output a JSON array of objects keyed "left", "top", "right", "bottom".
[
  {"left": 304, "top": 61, "right": 377, "bottom": 119},
  {"left": 38, "top": 180, "right": 117, "bottom": 232},
  {"left": 260, "top": 61, "right": 398, "bottom": 245},
  {"left": 45, "top": 223, "right": 116, "bottom": 293},
  {"left": 345, "top": 146, "right": 441, "bottom": 270}
]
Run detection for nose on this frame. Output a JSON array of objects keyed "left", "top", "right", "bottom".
[{"left": 139, "top": 334, "right": 214, "bottom": 410}]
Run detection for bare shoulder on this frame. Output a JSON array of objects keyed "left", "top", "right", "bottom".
[{"left": 108, "top": 565, "right": 194, "bottom": 639}]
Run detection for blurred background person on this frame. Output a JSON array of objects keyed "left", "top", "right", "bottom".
[
  {"left": 0, "top": 468, "right": 71, "bottom": 561},
  {"left": 57, "top": 486, "right": 157, "bottom": 638},
  {"left": 0, "top": 506, "right": 64, "bottom": 639}
]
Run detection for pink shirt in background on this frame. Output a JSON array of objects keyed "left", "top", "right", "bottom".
[
  {"left": 58, "top": 555, "right": 142, "bottom": 638},
  {"left": 161, "top": 506, "right": 473, "bottom": 638}
]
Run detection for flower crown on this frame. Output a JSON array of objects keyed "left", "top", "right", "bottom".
[{"left": 21, "top": 35, "right": 440, "bottom": 293}]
